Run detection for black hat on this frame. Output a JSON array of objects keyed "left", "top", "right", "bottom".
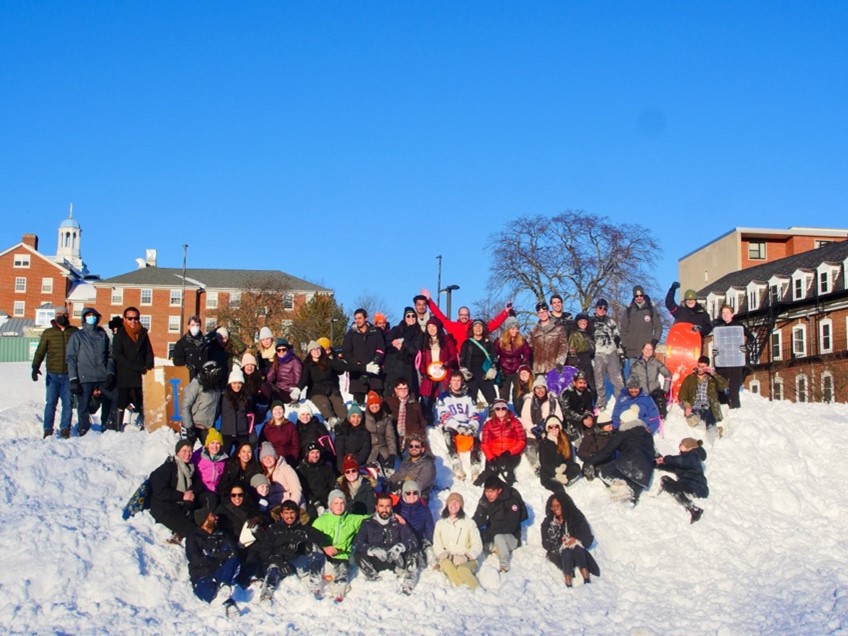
[
  {"left": 535, "top": 302, "right": 549, "bottom": 312},
  {"left": 175, "top": 439, "right": 193, "bottom": 454},
  {"left": 575, "top": 313, "right": 589, "bottom": 323},
  {"left": 194, "top": 507, "right": 212, "bottom": 527},
  {"left": 595, "top": 298, "right": 609, "bottom": 308}
]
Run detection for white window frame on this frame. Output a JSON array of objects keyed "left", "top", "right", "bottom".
[
  {"left": 169, "top": 289, "right": 182, "bottom": 307},
  {"left": 140, "top": 288, "right": 153, "bottom": 306},
  {"left": 111, "top": 288, "right": 124, "bottom": 305},
  {"left": 283, "top": 293, "right": 294, "bottom": 310},
  {"left": 13, "top": 301, "right": 25, "bottom": 316},
  {"left": 793, "top": 276, "right": 804, "bottom": 300},
  {"left": 140, "top": 315, "right": 152, "bottom": 331},
  {"left": 205, "top": 317, "right": 217, "bottom": 332},
  {"left": 72, "top": 305, "right": 83, "bottom": 319},
  {"left": 229, "top": 291, "right": 241, "bottom": 309},
  {"left": 818, "top": 270, "right": 830, "bottom": 295},
  {"left": 13, "top": 253, "right": 30, "bottom": 268},
  {"left": 168, "top": 316, "right": 181, "bottom": 333},
  {"left": 815, "top": 240, "right": 831, "bottom": 249},
  {"left": 749, "top": 379, "right": 760, "bottom": 395},
  {"left": 821, "top": 372, "right": 834, "bottom": 403},
  {"left": 771, "top": 330, "right": 782, "bottom": 361},
  {"left": 792, "top": 325, "right": 807, "bottom": 358},
  {"left": 796, "top": 374, "right": 808, "bottom": 403},
  {"left": 41, "top": 277, "right": 53, "bottom": 294},
  {"left": 748, "top": 241, "right": 766, "bottom": 260},
  {"left": 748, "top": 290, "right": 759, "bottom": 311},
  {"left": 206, "top": 291, "right": 218, "bottom": 309},
  {"left": 819, "top": 319, "right": 833, "bottom": 354},
  {"left": 14, "top": 277, "right": 26, "bottom": 293},
  {"left": 772, "top": 377, "right": 783, "bottom": 401}
]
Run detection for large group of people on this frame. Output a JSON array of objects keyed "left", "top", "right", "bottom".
[{"left": 32, "top": 282, "right": 740, "bottom": 613}]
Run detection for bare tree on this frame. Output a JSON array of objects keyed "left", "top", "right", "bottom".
[
  {"left": 215, "top": 274, "right": 293, "bottom": 346},
  {"left": 487, "top": 211, "right": 661, "bottom": 313},
  {"left": 288, "top": 294, "right": 349, "bottom": 351},
  {"left": 352, "top": 291, "right": 391, "bottom": 324}
]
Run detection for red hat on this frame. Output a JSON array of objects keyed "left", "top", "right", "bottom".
[
  {"left": 366, "top": 390, "right": 382, "bottom": 407},
  {"left": 342, "top": 453, "right": 359, "bottom": 473}
]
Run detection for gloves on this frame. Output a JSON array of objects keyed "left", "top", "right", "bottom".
[
  {"left": 289, "top": 387, "right": 301, "bottom": 401},
  {"left": 484, "top": 367, "right": 497, "bottom": 381},
  {"left": 365, "top": 362, "right": 380, "bottom": 375},
  {"left": 104, "top": 374, "right": 116, "bottom": 391},
  {"left": 530, "top": 424, "right": 544, "bottom": 440},
  {"left": 70, "top": 379, "right": 82, "bottom": 396},
  {"left": 366, "top": 547, "right": 388, "bottom": 560},
  {"left": 459, "top": 367, "right": 473, "bottom": 381},
  {"left": 452, "top": 554, "right": 469, "bottom": 566},
  {"left": 582, "top": 463, "right": 595, "bottom": 481},
  {"left": 505, "top": 302, "right": 513, "bottom": 311},
  {"left": 31, "top": 369, "right": 41, "bottom": 382},
  {"left": 613, "top": 335, "right": 621, "bottom": 347},
  {"left": 671, "top": 281, "right": 681, "bottom": 290},
  {"left": 456, "top": 424, "right": 473, "bottom": 436},
  {"left": 387, "top": 543, "right": 406, "bottom": 561},
  {"left": 555, "top": 363, "right": 564, "bottom": 373},
  {"left": 555, "top": 472, "right": 569, "bottom": 485}
]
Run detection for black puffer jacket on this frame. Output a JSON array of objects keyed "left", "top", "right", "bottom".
[
  {"left": 334, "top": 421, "right": 371, "bottom": 471},
  {"left": 587, "top": 424, "right": 655, "bottom": 488},
  {"left": 185, "top": 528, "right": 238, "bottom": 582},
  {"left": 472, "top": 484, "right": 528, "bottom": 543}
]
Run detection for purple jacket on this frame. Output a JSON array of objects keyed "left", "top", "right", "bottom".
[
  {"left": 266, "top": 351, "right": 303, "bottom": 392},
  {"left": 494, "top": 338, "right": 532, "bottom": 376}
]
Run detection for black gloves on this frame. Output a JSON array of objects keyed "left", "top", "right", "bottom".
[
  {"left": 31, "top": 369, "right": 41, "bottom": 382},
  {"left": 671, "top": 281, "right": 681, "bottom": 290},
  {"left": 70, "top": 379, "right": 83, "bottom": 396}
]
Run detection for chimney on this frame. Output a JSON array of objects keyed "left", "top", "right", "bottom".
[{"left": 22, "top": 234, "right": 38, "bottom": 250}]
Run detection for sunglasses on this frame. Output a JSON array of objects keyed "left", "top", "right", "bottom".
[
  {"left": 125, "top": 316, "right": 140, "bottom": 321},
  {"left": 408, "top": 444, "right": 422, "bottom": 449},
  {"left": 404, "top": 490, "right": 420, "bottom": 496},
  {"left": 344, "top": 469, "right": 359, "bottom": 475},
  {"left": 276, "top": 347, "right": 288, "bottom": 352},
  {"left": 494, "top": 406, "right": 507, "bottom": 411},
  {"left": 231, "top": 493, "right": 244, "bottom": 498},
  {"left": 547, "top": 425, "right": 561, "bottom": 431},
  {"left": 634, "top": 294, "right": 644, "bottom": 298},
  {"left": 596, "top": 307, "right": 607, "bottom": 311}
]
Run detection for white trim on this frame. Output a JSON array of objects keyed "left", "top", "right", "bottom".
[
  {"left": 111, "top": 288, "right": 124, "bottom": 305},
  {"left": 206, "top": 291, "right": 218, "bottom": 309},
  {"left": 771, "top": 330, "right": 783, "bottom": 361},
  {"left": 792, "top": 324, "right": 807, "bottom": 357},
  {"left": 13, "top": 253, "right": 30, "bottom": 268},
  {"left": 14, "top": 276, "right": 26, "bottom": 293},
  {"left": 168, "top": 315, "right": 181, "bottom": 333},
  {"left": 748, "top": 378, "right": 761, "bottom": 395},
  {"left": 13, "top": 300, "right": 24, "bottom": 317},
  {"left": 819, "top": 319, "right": 833, "bottom": 354},
  {"left": 772, "top": 375, "right": 783, "bottom": 400},
  {"left": 140, "top": 315, "right": 152, "bottom": 331},
  {"left": 0, "top": 243, "right": 71, "bottom": 275},
  {"left": 140, "top": 288, "right": 153, "bottom": 306},
  {"left": 41, "top": 277, "right": 53, "bottom": 294},
  {"left": 795, "top": 373, "right": 808, "bottom": 403}
]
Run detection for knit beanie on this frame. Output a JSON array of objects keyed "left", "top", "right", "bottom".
[
  {"left": 204, "top": 428, "right": 223, "bottom": 448},
  {"left": 680, "top": 438, "right": 703, "bottom": 451},
  {"left": 250, "top": 474, "right": 270, "bottom": 489},
  {"left": 175, "top": 439, "right": 193, "bottom": 454},
  {"left": 402, "top": 480, "right": 420, "bottom": 495},
  {"left": 366, "top": 391, "right": 382, "bottom": 407},
  {"left": 259, "top": 441, "right": 278, "bottom": 461},
  {"left": 347, "top": 403, "right": 363, "bottom": 418},
  {"left": 446, "top": 492, "right": 464, "bottom": 508},
  {"left": 259, "top": 326, "right": 274, "bottom": 341},
  {"left": 327, "top": 489, "right": 347, "bottom": 507},
  {"left": 342, "top": 453, "right": 359, "bottom": 474},
  {"left": 194, "top": 507, "right": 212, "bottom": 527},
  {"left": 241, "top": 352, "right": 257, "bottom": 367},
  {"left": 228, "top": 367, "right": 245, "bottom": 385}
]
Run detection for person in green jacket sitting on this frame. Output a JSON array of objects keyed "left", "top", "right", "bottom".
[{"left": 311, "top": 489, "right": 369, "bottom": 601}]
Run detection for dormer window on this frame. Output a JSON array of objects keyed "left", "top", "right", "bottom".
[{"left": 748, "top": 241, "right": 766, "bottom": 260}]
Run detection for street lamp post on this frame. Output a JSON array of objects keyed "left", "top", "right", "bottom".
[
  {"left": 330, "top": 318, "right": 339, "bottom": 347},
  {"left": 440, "top": 284, "right": 460, "bottom": 320}
]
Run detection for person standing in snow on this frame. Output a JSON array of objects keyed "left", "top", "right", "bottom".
[
  {"left": 665, "top": 282, "right": 713, "bottom": 337},
  {"left": 677, "top": 355, "right": 728, "bottom": 440},
  {"left": 589, "top": 298, "right": 624, "bottom": 411},
  {"left": 619, "top": 286, "right": 663, "bottom": 377},
  {"left": 656, "top": 437, "right": 708, "bottom": 524},
  {"left": 65, "top": 307, "right": 114, "bottom": 435},
  {"left": 529, "top": 302, "right": 568, "bottom": 376},
  {"left": 111, "top": 306, "right": 154, "bottom": 429},
  {"left": 172, "top": 315, "right": 209, "bottom": 380},
  {"left": 32, "top": 305, "right": 78, "bottom": 439}
]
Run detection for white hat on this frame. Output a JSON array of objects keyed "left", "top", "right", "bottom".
[
  {"left": 228, "top": 367, "right": 245, "bottom": 384},
  {"left": 216, "top": 327, "right": 229, "bottom": 338},
  {"left": 259, "top": 326, "right": 274, "bottom": 340}
]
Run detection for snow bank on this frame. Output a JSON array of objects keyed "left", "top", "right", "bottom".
[{"left": 1, "top": 361, "right": 846, "bottom": 635}]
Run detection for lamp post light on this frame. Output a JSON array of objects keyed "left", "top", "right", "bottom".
[{"left": 440, "top": 284, "right": 460, "bottom": 320}]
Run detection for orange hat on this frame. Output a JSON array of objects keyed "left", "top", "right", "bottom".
[{"left": 366, "top": 390, "right": 382, "bottom": 407}]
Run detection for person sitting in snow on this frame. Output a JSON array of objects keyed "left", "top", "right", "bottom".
[
  {"left": 656, "top": 437, "right": 708, "bottom": 524},
  {"left": 149, "top": 439, "right": 204, "bottom": 544},
  {"left": 433, "top": 492, "right": 484, "bottom": 590},
  {"left": 677, "top": 356, "right": 728, "bottom": 440},
  {"left": 435, "top": 371, "right": 483, "bottom": 481},
  {"left": 393, "top": 480, "right": 435, "bottom": 565},
  {"left": 576, "top": 415, "right": 613, "bottom": 467},
  {"left": 336, "top": 453, "right": 377, "bottom": 515},
  {"left": 311, "top": 489, "right": 370, "bottom": 601},
  {"left": 538, "top": 415, "right": 581, "bottom": 494},
  {"left": 541, "top": 492, "right": 600, "bottom": 588},
  {"left": 185, "top": 508, "right": 240, "bottom": 616},
  {"left": 558, "top": 371, "right": 596, "bottom": 442},
  {"left": 296, "top": 442, "right": 337, "bottom": 521},
  {"left": 477, "top": 398, "right": 526, "bottom": 486},
  {"left": 386, "top": 434, "right": 437, "bottom": 498},
  {"left": 627, "top": 342, "right": 672, "bottom": 418},
  {"left": 472, "top": 475, "right": 528, "bottom": 574},
  {"left": 352, "top": 492, "right": 420, "bottom": 595},
  {"left": 519, "top": 374, "right": 563, "bottom": 471},
  {"left": 611, "top": 375, "right": 661, "bottom": 434}
]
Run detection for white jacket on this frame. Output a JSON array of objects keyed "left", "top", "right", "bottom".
[{"left": 433, "top": 515, "right": 483, "bottom": 560}]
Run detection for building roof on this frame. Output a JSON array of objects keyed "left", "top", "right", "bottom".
[
  {"left": 679, "top": 226, "right": 848, "bottom": 262},
  {"left": 97, "top": 268, "right": 332, "bottom": 292},
  {"left": 0, "top": 317, "right": 35, "bottom": 337},
  {"left": 697, "top": 239, "right": 848, "bottom": 296}
]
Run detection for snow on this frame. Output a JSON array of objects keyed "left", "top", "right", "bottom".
[{"left": 2, "top": 360, "right": 847, "bottom": 635}]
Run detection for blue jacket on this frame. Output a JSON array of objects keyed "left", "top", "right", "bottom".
[
  {"left": 353, "top": 515, "right": 419, "bottom": 554},
  {"left": 394, "top": 499, "right": 435, "bottom": 543},
  {"left": 611, "top": 388, "right": 661, "bottom": 433},
  {"left": 658, "top": 447, "right": 708, "bottom": 498}
]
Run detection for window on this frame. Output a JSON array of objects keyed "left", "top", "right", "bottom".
[
  {"left": 168, "top": 316, "right": 181, "bottom": 333},
  {"left": 749, "top": 379, "right": 760, "bottom": 395},
  {"left": 13, "top": 301, "right": 24, "bottom": 316},
  {"left": 13, "top": 254, "right": 30, "bottom": 268},
  {"left": 819, "top": 271, "right": 829, "bottom": 295},
  {"left": 769, "top": 285, "right": 780, "bottom": 305},
  {"left": 73, "top": 305, "right": 83, "bottom": 319},
  {"left": 796, "top": 374, "right": 808, "bottom": 403},
  {"left": 42, "top": 277, "right": 53, "bottom": 293},
  {"left": 140, "top": 289, "right": 153, "bottom": 305},
  {"left": 283, "top": 294, "right": 294, "bottom": 310},
  {"left": 772, "top": 378, "right": 783, "bottom": 401},
  {"left": 771, "top": 330, "right": 782, "bottom": 361},
  {"left": 111, "top": 288, "right": 124, "bottom": 305},
  {"left": 229, "top": 291, "right": 241, "bottom": 309},
  {"left": 819, "top": 319, "right": 833, "bottom": 354},
  {"left": 748, "top": 291, "right": 759, "bottom": 311},
  {"left": 205, "top": 317, "right": 217, "bottom": 332},
  {"left": 140, "top": 315, "right": 152, "bottom": 330},
  {"left": 206, "top": 291, "right": 218, "bottom": 309},
  {"left": 170, "top": 289, "right": 182, "bottom": 306},
  {"left": 822, "top": 373, "right": 834, "bottom": 403},
  {"left": 792, "top": 325, "right": 807, "bottom": 358},
  {"left": 815, "top": 240, "right": 831, "bottom": 249},
  {"left": 728, "top": 294, "right": 736, "bottom": 311},
  {"left": 15, "top": 277, "right": 26, "bottom": 292},
  {"left": 793, "top": 277, "right": 805, "bottom": 300},
  {"left": 748, "top": 241, "right": 766, "bottom": 260}
]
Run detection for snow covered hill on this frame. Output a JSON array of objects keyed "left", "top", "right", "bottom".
[{"left": 1, "top": 361, "right": 846, "bottom": 635}]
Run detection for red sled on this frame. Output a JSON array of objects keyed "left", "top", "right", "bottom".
[{"left": 663, "top": 322, "right": 702, "bottom": 403}]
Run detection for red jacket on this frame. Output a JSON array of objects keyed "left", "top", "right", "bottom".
[
  {"left": 481, "top": 412, "right": 526, "bottom": 461},
  {"left": 428, "top": 299, "right": 510, "bottom": 349}
]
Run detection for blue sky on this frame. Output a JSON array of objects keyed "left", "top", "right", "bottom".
[{"left": 2, "top": 2, "right": 846, "bottom": 324}]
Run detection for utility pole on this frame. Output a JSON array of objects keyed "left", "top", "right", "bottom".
[
  {"left": 436, "top": 255, "right": 442, "bottom": 309},
  {"left": 180, "top": 244, "right": 188, "bottom": 328}
]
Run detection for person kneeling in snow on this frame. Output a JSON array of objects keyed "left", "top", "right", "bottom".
[
  {"left": 541, "top": 492, "right": 600, "bottom": 588},
  {"left": 257, "top": 500, "right": 334, "bottom": 601},
  {"left": 185, "top": 508, "right": 240, "bottom": 616},
  {"left": 394, "top": 480, "right": 435, "bottom": 566},
  {"left": 656, "top": 437, "right": 708, "bottom": 523},
  {"left": 677, "top": 356, "right": 728, "bottom": 440},
  {"left": 472, "top": 475, "right": 528, "bottom": 573},
  {"left": 352, "top": 492, "right": 421, "bottom": 594},
  {"left": 311, "top": 489, "right": 369, "bottom": 601}
]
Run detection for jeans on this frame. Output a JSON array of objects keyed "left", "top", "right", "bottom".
[
  {"left": 44, "top": 373, "right": 72, "bottom": 433},
  {"left": 192, "top": 555, "right": 240, "bottom": 603}
]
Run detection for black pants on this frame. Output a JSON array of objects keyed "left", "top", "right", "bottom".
[
  {"left": 547, "top": 546, "right": 590, "bottom": 575},
  {"left": 716, "top": 366, "right": 743, "bottom": 409}
]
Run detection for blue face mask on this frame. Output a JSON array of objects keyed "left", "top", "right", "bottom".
[{"left": 85, "top": 315, "right": 97, "bottom": 325}]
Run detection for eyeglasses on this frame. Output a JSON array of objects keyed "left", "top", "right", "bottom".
[
  {"left": 276, "top": 347, "right": 287, "bottom": 352},
  {"left": 231, "top": 493, "right": 244, "bottom": 499},
  {"left": 125, "top": 316, "right": 140, "bottom": 321},
  {"left": 344, "top": 469, "right": 359, "bottom": 475},
  {"left": 494, "top": 406, "right": 507, "bottom": 411},
  {"left": 408, "top": 444, "right": 422, "bottom": 449},
  {"left": 403, "top": 491, "right": 420, "bottom": 496}
]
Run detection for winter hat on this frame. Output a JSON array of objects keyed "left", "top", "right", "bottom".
[
  {"left": 471, "top": 318, "right": 486, "bottom": 330},
  {"left": 194, "top": 507, "right": 212, "bottom": 527},
  {"left": 317, "top": 337, "right": 331, "bottom": 350},
  {"left": 175, "top": 439, "right": 193, "bottom": 454},
  {"left": 402, "top": 480, "right": 420, "bottom": 495},
  {"left": 306, "top": 340, "right": 321, "bottom": 353},
  {"left": 446, "top": 492, "right": 464, "bottom": 508},
  {"left": 216, "top": 327, "right": 229, "bottom": 338},
  {"left": 342, "top": 453, "right": 360, "bottom": 473},
  {"left": 545, "top": 415, "right": 563, "bottom": 431},
  {"left": 347, "top": 403, "right": 363, "bottom": 418},
  {"left": 241, "top": 352, "right": 257, "bottom": 367},
  {"left": 366, "top": 391, "right": 382, "bottom": 407},
  {"left": 517, "top": 364, "right": 532, "bottom": 376},
  {"left": 680, "top": 438, "right": 703, "bottom": 451},
  {"left": 228, "top": 367, "right": 245, "bottom": 385},
  {"left": 684, "top": 289, "right": 698, "bottom": 301},
  {"left": 633, "top": 286, "right": 645, "bottom": 297},
  {"left": 533, "top": 375, "right": 548, "bottom": 390},
  {"left": 425, "top": 316, "right": 443, "bottom": 330},
  {"left": 259, "top": 441, "right": 278, "bottom": 461},
  {"left": 406, "top": 433, "right": 426, "bottom": 448},
  {"left": 259, "top": 326, "right": 274, "bottom": 341},
  {"left": 297, "top": 403, "right": 312, "bottom": 417},
  {"left": 270, "top": 399, "right": 285, "bottom": 412},
  {"left": 535, "top": 301, "right": 549, "bottom": 312},
  {"left": 403, "top": 306, "right": 415, "bottom": 316},
  {"left": 573, "top": 370, "right": 587, "bottom": 381},
  {"left": 54, "top": 306, "right": 69, "bottom": 316},
  {"left": 250, "top": 474, "right": 270, "bottom": 489},
  {"left": 327, "top": 489, "right": 347, "bottom": 507},
  {"left": 275, "top": 337, "right": 291, "bottom": 349},
  {"left": 595, "top": 417, "right": 611, "bottom": 428},
  {"left": 204, "top": 428, "right": 223, "bottom": 448},
  {"left": 107, "top": 316, "right": 123, "bottom": 331},
  {"left": 492, "top": 398, "right": 509, "bottom": 410},
  {"left": 503, "top": 316, "right": 519, "bottom": 330},
  {"left": 374, "top": 312, "right": 387, "bottom": 325},
  {"left": 619, "top": 405, "right": 645, "bottom": 431},
  {"left": 627, "top": 375, "right": 642, "bottom": 389},
  {"left": 305, "top": 441, "right": 321, "bottom": 455},
  {"left": 595, "top": 298, "right": 609, "bottom": 309},
  {"left": 575, "top": 313, "right": 589, "bottom": 324}
]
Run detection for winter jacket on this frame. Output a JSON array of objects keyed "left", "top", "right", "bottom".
[
  {"left": 417, "top": 338, "right": 458, "bottom": 399},
  {"left": 629, "top": 356, "right": 672, "bottom": 395},
  {"left": 620, "top": 297, "right": 663, "bottom": 359},
  {"left": 520, "top": 392, "right": 562, "bottom": 435},
  {"left": 658, "top": 446, "right": 709, "bottom": 498},
  {"left": 611, "top": 388, "right": 662, "bottom": 433},
  {"left": 264, "top": 457, "right": 303, "bottom": 506},
  {"left": 665, "top": 285, "right": 713, "bottom": 336},
  {"left": 353, "top": 515, "right": 419, "bottom": 556},
  {"left": 678, "top": 372, "right": 728, "bottom": 423},
  {"left": 215, "top": 498, "right": 264, "bottom": 542},
  {"left": 312, "top": 511, "right": 369, "bottom": 560},
  {"left": 149, "top": 456, "right": 203, "bottom": 515},
  {"left": 218, "top": 457, "right": 262, "bottom": 500},
  {"left": 207, "top": 334, "right": 247, "bottom": 381},
  {"left": 540, "top": 494, "right": 600, "bottom": 576},
  {"left": 338, "top": 475, "right": 377, "bottom": 515},
  {"left": 538, "top": 437, "right": 579, "bottom": 484},
  {"left": 111, "top": 325, "right": 154, "bottom": 389},
  {"left": 472, "top": 485, "right": 528, "bottom": 543},
  {"left": 576, "top": 426, "right": 612, "bottom": 462},
  {"left": 296, "top": 417, "right": 334, "bottom": 464},
  {"left": 427, "top": 299, "right": 510, "bottom": 350},
  {"left": 266, "top": 351, "right": 303, "bottom": 394},
  {"left": 296, "top": 459, "right": 337, "bottom": 509},
  {"left": 258, "top": 519, "right": 329, "bottom": 567},
  {"left": 481, "top": 413, "right": 527, "bottom": 461},
  {"left": 365, "top": 409, "right": 397, "bottom": 463},
  {"left": 587, "top": 424, "right": 656, "bottom": 488},
  {"left": 494, "top": 336, "right": 532, "bottom": 376},
  {"left": 433, "top": 515, "right": 483, "bottom": 560},
  {"left": 261, "top": 420, "right": 300, "bottom": 467},
  {"left": 180, "top": 377, "right": 222, "bottom": 430},
  {"left": 220, "top": 392, "right": 253, "bottom": 440},
  {"left": 172, "top": 331, "right": 209, "bottom": 380},
  {"left": 334, "top": 421, "right": 372, "bottom": 471},
  {"left": 529, "top": 321, "right": 568, "bottom": 375},
  {"left": 383, "top": 322, "right": 423, "bottom": 390},
  {"left": 436, "top": 388, "right": 481, "bottom": 434},
  {"left": 394, "top": 499, "right": 435, "bottom": 543},
  {"left": 192, "top": 447, "right": 228, "bottom": 494},
  {"left": 559, "top": 385, "right": 596, "bottom": 431},
  {"left": 66, "top": 322, "right": 112, "bottom": 384},
  {"left": 297, "top": 356, "right": 345, "bottom": 397},
  {"left": 387, "top": 454, "right": 437, "bottom": 497},
  {"left": 342, "top": 322, "right": 386, "bottom": 394},
  {"left": 33, "top": 322, "right": 78, "bottom": 375},
  {"left": 590, "top": 315, "right": 621, "bottom": 356},
  {"left": 185, "top": 528, "right": 238, "bottom": 582},
  {"left": 385, "top": 394, "right": 427, "bottom": 442},
  {"left": 460, "top": 336, "right": 496, "bottom": 377}
]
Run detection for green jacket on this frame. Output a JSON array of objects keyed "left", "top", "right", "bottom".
[
  {"left": 32, "top": 324, "right": 79, "bottom": 375},
  {"left": 678, "top": 371, "right": 728, "bottom": 423},
  {"left": 311, "top": 511, "right": 368, "bottom": 560}
]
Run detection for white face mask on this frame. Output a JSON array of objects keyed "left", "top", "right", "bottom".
[{"left": 189, "top": 326, "right": 200, "bottom": 337}]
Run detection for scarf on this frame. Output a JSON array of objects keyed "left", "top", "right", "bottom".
[
  {"left": 397, "top": 399, "right": 407, "bottom": 439},
  {"left": 124, "top": 320, "right": 141, "bottom": 343},
  {"left": 175, "top": 457, "right": 194, "bottom": 493}
]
